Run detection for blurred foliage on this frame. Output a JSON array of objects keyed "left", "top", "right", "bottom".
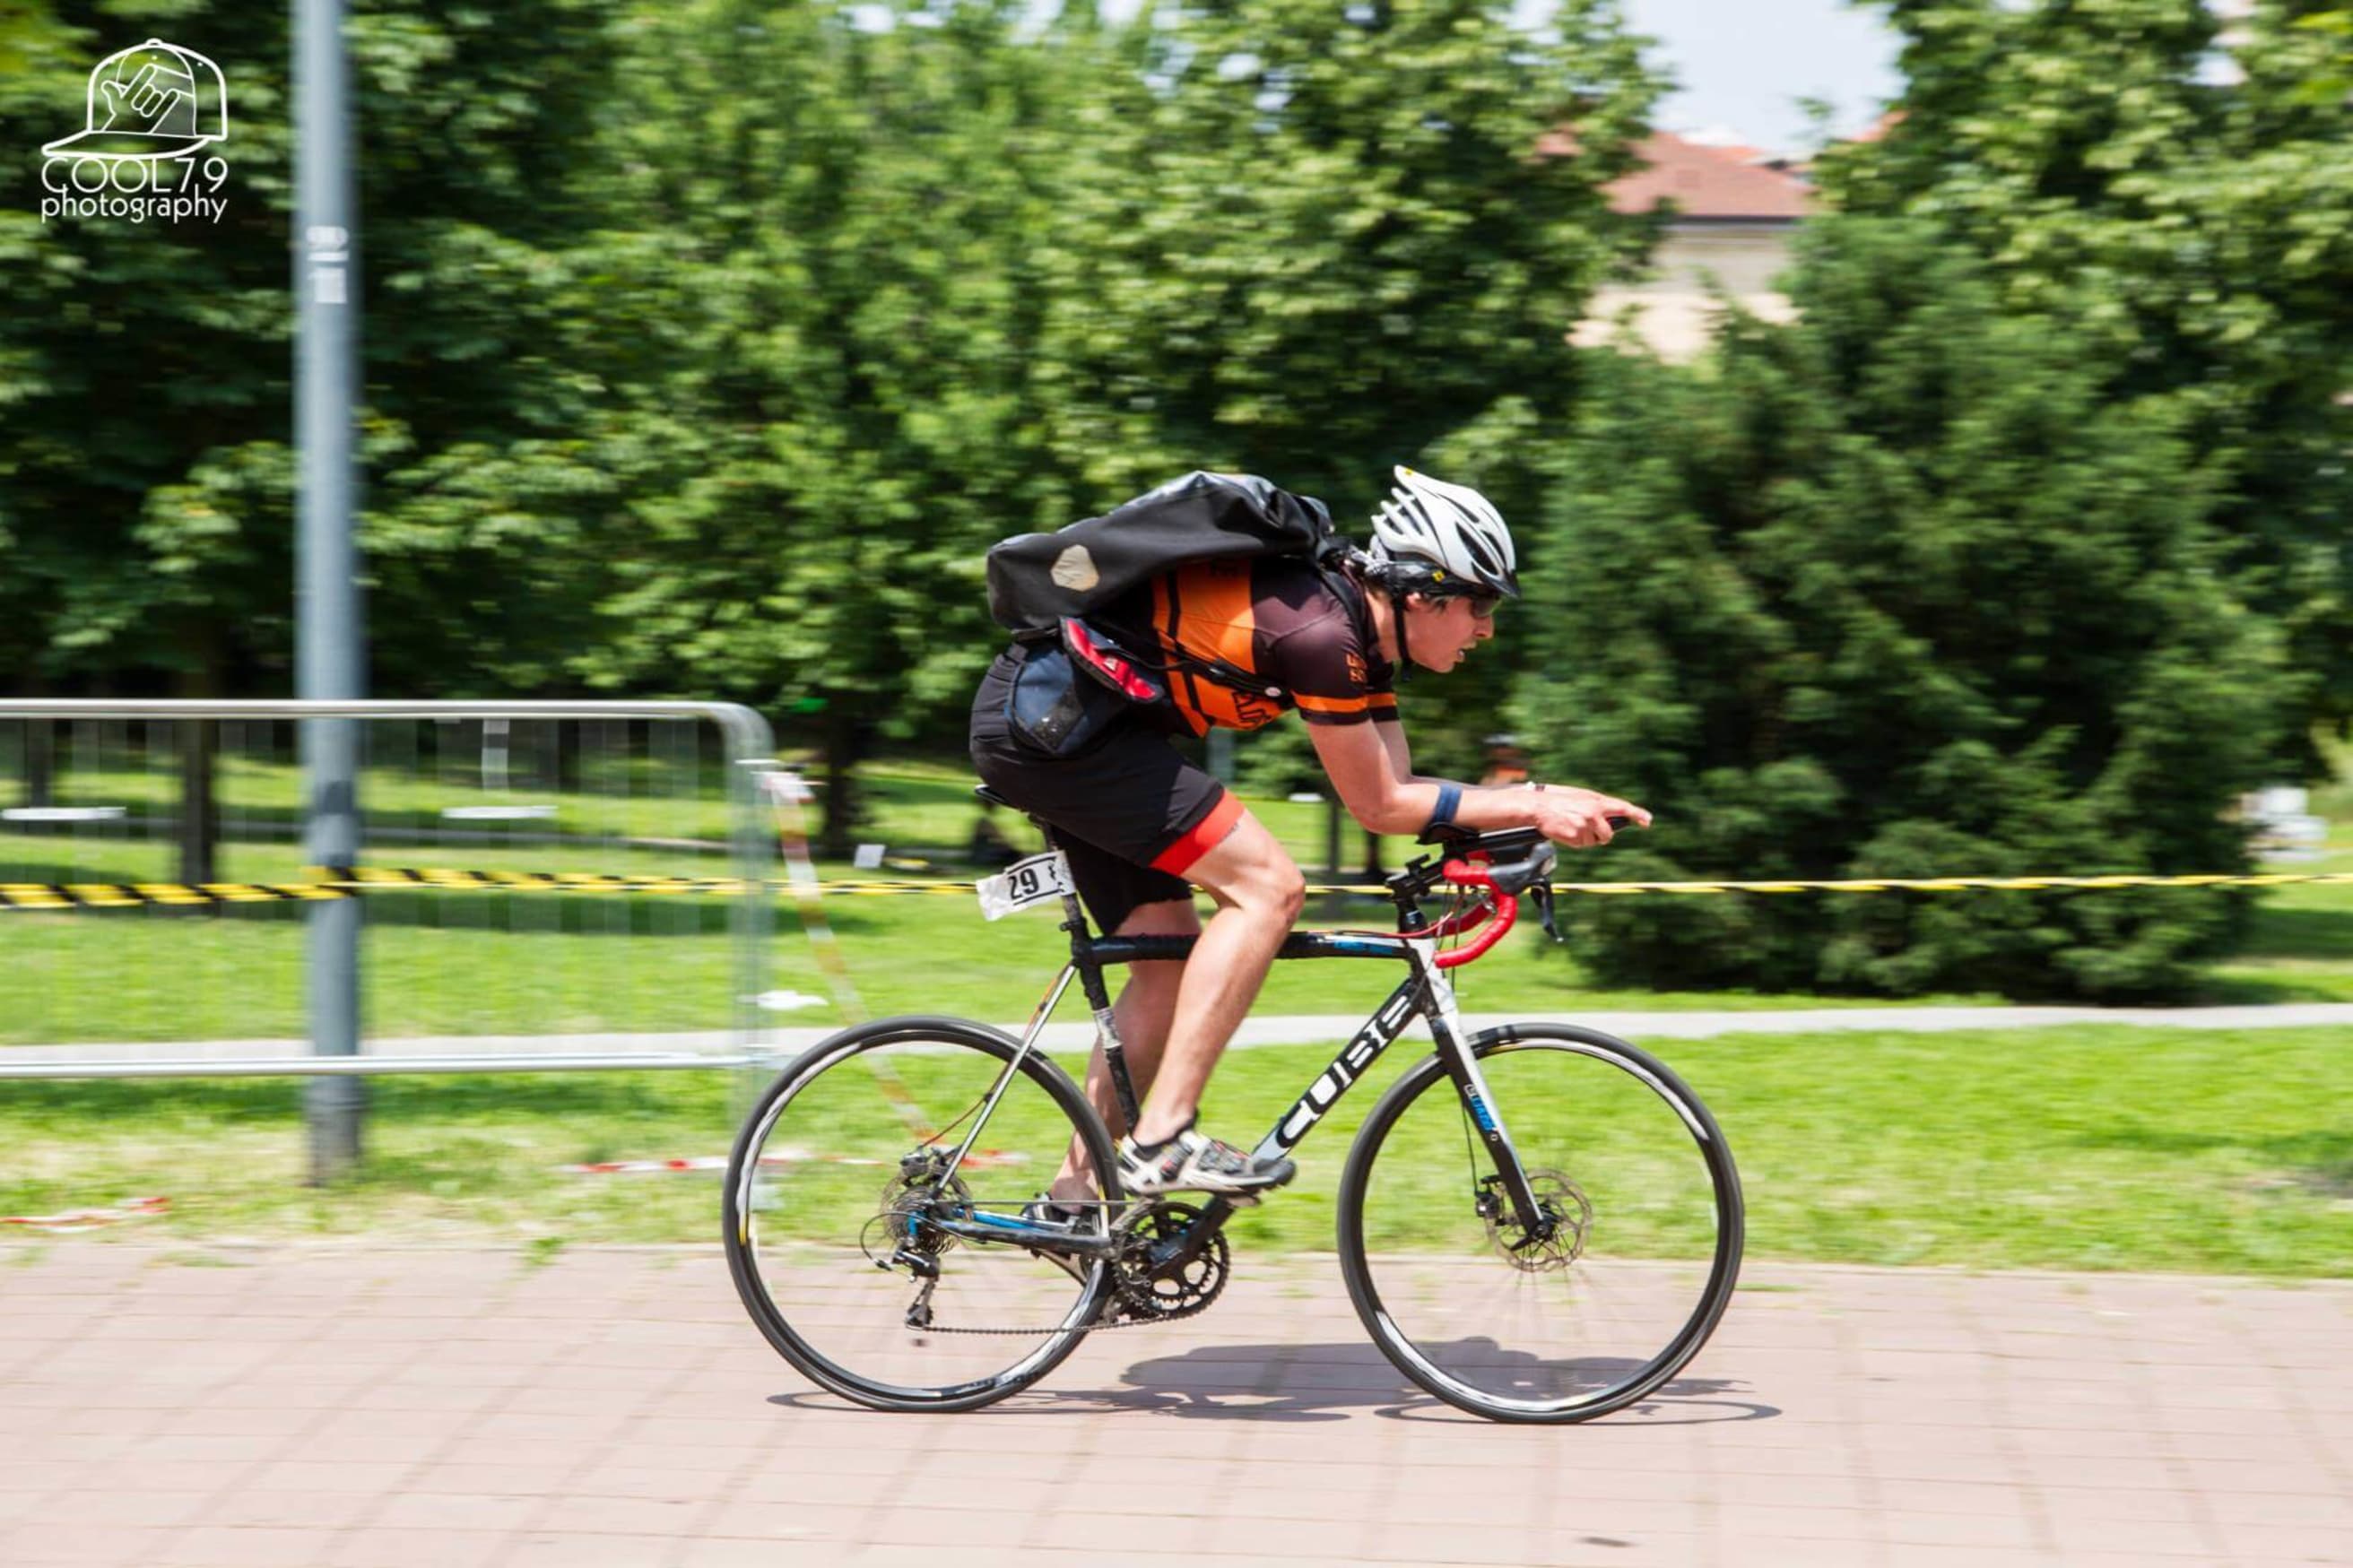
[
  {"left": 0, "top": 0, "right": 1661, "bottom": 831},
  {"left": 1506, "top": 0, "right": 2348, "bottom": 1000},
  {"left": 1520, "top": 193, "right": 2329, "bottom": 998},
  {"left": 0, "top": 0, "right": 632, "bottom": 695},
  {"left": 0, "top": 0, "right": 2344, "bottom": 993},
  {"left": 1817, "top": 0, "right": 2353, "bottom": 752}
]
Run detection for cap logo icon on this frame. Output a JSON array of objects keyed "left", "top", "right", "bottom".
[{"left": 38, "top": 39, "right": 232, "bottom": 225}]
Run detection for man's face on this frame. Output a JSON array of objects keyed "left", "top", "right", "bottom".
[{"left": 1408, "top": 592, "right": 1499, "bottom": 673}]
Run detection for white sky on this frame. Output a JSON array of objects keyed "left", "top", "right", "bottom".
[
  {"left": 1070, "top": 0, "right": 1907, "bottom": 159},
  {"left": 1623, "top": 0, "right": 1904, "bottom": 155}
]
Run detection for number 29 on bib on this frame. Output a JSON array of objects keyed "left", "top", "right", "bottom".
[{"left": 976, "top": 851, "right": 1075, "bottom": 921}]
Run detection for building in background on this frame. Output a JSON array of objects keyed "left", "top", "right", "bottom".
[{"left": 1571, "top": 129, "right": 1815, "bottom": 360}]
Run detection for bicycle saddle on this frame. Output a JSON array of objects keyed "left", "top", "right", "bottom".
[{"left": 974, "top": 784, "right": 1057, "bottom": 840}]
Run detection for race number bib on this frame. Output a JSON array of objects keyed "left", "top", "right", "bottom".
[{"left": 976, "top": 851, "right": 1074, "bottom": 921}]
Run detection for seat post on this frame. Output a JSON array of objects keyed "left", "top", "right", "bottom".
[
  {"left": 1053, "top": 839, "right": 1143, "bottom": 1137},
  {"left": 975, "top": 784, "right": 1142, "bottom": 1135}
]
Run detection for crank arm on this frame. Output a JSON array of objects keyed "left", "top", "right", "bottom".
[{"left": 1142, "top": 1196, "right": 1237, "bottom": 1281}]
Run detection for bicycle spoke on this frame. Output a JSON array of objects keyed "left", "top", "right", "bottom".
[
  {"left": 1342, "top": 1027, "right": 1741, "bottom": 1421},
  {"left": 727, "top": 1022, "right": 1116, "bottom": 1410}
]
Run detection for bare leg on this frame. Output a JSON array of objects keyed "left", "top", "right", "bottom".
[
  {"left": 1129, "top": 811, "right": 1304, "bottom": 1147},
  {"left": 1046, "top": 899, "right": 1194, "bottom": 1204}
]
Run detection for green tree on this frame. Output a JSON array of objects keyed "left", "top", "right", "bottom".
[
  {"left": 0, "top": 0, "right": 642, "bottom": 703},
  {"left": 1030, "top": 0, "right": 1658, "bottom": 496},
  {"left": 1816, "top": 0, "right": 2353, "bottom": 752},
  {"left": 551, "top": 0, "right": 1092, "bottom": 848},
  {"left": 1021, "top": 0, "right": 1663, "bottom": 770},
  {"left": 1519, "top": 220, "right": 2297, "bottom": 1000},
  {"left": 0, "top": 3, "right": 293, "bottom": 700}
]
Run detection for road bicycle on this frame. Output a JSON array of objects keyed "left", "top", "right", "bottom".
[{"left": 725, "top": 798, "right": 1742, "bottom": 1423}]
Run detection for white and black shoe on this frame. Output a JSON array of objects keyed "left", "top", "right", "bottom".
[{"left": 1116, "top": 1124, "right": 1296, "bottom": 1197}]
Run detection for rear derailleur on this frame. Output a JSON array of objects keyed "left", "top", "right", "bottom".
[{"left": 864, "top": 1149, "right": 962, "bottom": 1326}]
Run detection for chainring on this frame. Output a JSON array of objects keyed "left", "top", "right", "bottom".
[
  {"left": 1485, "top": 1168, "right": 1592, "bottom": 1274},
  {"left": 1110, "top": 1200, "right": 1230, "bottom": 1321}
]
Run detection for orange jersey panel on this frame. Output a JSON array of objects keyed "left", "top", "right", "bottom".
[{"left": 1150, "top": 562, "right": 1285, "bottom": 732}]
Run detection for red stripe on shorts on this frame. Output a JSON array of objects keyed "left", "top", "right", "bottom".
[{"left": 1150, "top": 791, "right": 1246, "bottom": 877}]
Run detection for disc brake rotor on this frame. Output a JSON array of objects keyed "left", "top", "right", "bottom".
[{"left": 1485, "top": 1168, "right": 1592, "bottom": 1274}]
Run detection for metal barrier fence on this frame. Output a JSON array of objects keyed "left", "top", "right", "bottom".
[{"left": 0, "top": 703, "right": 778, "bottom": 1105}]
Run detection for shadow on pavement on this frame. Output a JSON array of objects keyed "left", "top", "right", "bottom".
[{"left": 770, "top": 1340, "right": 1777, "bottom": 1425}]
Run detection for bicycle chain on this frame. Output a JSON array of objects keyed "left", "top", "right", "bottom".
[
  {"left": 906, "top": 1293, "right": 1214, "bottom": 1337},
  {"left": 904, "top": 1201, "right": 1229, "bottom": 1336}
]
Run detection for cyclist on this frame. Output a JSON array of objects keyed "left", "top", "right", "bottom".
[{"left": 968, "top": 467, "right": 1650, "bottom": 1206}]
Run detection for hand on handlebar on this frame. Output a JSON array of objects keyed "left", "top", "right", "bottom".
[{"left": 1527, "top": 784, "right": 1650, "bottom": 849}]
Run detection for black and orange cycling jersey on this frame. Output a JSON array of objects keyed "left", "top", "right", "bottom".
[{"left": 1102, "top": 558, "right": 1397, "bottom": 737}]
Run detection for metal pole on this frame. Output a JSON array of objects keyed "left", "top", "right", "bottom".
[
  {"left": 732, "top": 757, "right": 777, "bottom": 1086},
  {"left": 296, "top": 0, "right": 364, "bottom": 1182}
]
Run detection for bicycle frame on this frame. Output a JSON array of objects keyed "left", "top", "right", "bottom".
[{"left": 936, "top": 872, "right": 1553, "bottom": 1241}]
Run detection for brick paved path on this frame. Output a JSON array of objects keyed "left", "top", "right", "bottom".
[{"left": 1, "top": 1244, "right": 2346, "bottom": 1567}]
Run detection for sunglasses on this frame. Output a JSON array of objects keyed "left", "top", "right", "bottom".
[{"left": 1461, "top": 593, "right": 1502, "bottom": 620}]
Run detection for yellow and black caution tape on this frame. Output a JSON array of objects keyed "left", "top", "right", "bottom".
[
  {"left": 1518, "top": 871, "right": 2353, "bottom": 897},
  {"left": 0, "top": 880, "right": 350, "bottom": 911},
  {"left": 0, "top": 865, "right": 2348, "bottom": 911}
]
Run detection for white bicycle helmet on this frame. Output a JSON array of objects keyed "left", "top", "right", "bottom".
[{"left": 1366, "top": 466, "right": 1520, "bottom": 600}]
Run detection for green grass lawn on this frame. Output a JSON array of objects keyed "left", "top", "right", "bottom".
[
  {"left": 2204, "top": 825, "right": 2353, "bottom": 1001},
  {"left": 11, "top": 747, "right": 754, "bottom": 845},
  {"left": 4, "top": 750, "right": 1393, "bottom": 866},
  {"left": 2, "top": 1025, "right": 2345, "bottom": 1277},
  {"left": 0, "top": 815, "right": 2344, "bottom": 1044},
  {"left": 0, "top": 878, "right": 2008, "bottom": 1046},
  {"left": 7, "top": 758, "right": 2350, "bottom": 1044}
]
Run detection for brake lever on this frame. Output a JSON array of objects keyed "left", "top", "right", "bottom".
[{"left": 1531, "top": 880, "right": 1561, "bottom": 943}]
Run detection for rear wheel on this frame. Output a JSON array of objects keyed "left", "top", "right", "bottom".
[
  {"left": 724, "top": 1017, "right": 1120, "bottom": 1412},
  {"left": 1337, "top": 1023, "right": 1742, "bottom": 1423}
]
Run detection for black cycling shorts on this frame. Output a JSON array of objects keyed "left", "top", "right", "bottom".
[{"left": 969, "top": 646, "right": 1243, "bottom": 934}]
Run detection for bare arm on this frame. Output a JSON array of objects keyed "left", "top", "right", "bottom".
[
  {"left": 1308, "top": 718, "right": 1650, "bottom": 849},
  {"left": 1376, "top": 720, "right": 1437, "bottom": 785}
]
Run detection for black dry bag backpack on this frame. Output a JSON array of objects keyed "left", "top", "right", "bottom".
[
  {"left": 985, "top": 472, "right": 1343, "bottom": 634},
  {"left": 987, "top": 472, "right": 1346, "bottom": 756}
]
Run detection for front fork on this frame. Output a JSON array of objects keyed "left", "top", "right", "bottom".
[{"left": 1417, "top": 947, "right": 1553, "bottom": 1244}]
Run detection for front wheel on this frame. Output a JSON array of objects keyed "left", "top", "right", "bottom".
[
  {"left": 724, "top": 1016, "right": 1121, "bottom": 1412},
  {"left": 1337, "top": 1023, "right": 1742, "bottom": 1423}
]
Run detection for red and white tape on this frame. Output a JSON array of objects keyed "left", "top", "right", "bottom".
[
  {"left": 1, "top": 1195, "right": 169, "bottom": 1233},
  {"left": 564, "top": 1156, "right": 735, "bottom": 1174},
  {"left": 562, "top": 1149, "right": 1025, "bottom": 1174}
]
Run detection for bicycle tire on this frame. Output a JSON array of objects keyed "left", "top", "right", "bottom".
[
  {"left": 1336, "top": 1022, "right": 1743, "bottom": 1424},
  {"left": 724, "top": 1015, "right": 1122, "bottom": 1413}
]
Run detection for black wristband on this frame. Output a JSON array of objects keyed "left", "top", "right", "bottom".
[{"left": 1423, "top": 782, "right": 1463, "bottom": 836}]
